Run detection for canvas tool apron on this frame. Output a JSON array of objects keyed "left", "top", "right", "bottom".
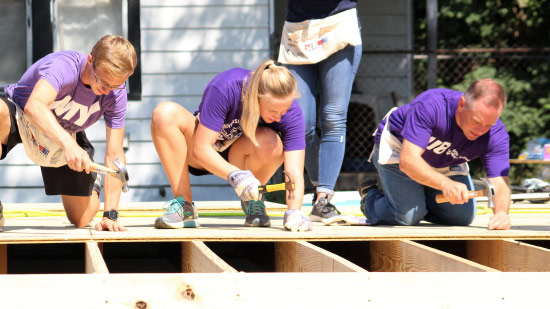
[
  {"left": 15, "top": 104, "right": 74, "bottom": 167},
  {"left": 278, "top": 8, "right": 362, "bottom": 65}
]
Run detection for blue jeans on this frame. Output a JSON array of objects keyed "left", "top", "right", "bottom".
[
  {"left": 286, "top": 43, "right": 362, "bottom": 196},
  {"left": 365, "top": 145, "right": 476, "bottom": 226}
]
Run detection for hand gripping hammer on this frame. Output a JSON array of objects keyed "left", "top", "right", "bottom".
[
  {"left": 89, "top": 159, "right": 130, "bottom": 192},
  {"left": 258, "top": 170, "right": 296, "bottom": 199},
  {"left": 436, "top": 177, "right": 495, "bottom": 208}
]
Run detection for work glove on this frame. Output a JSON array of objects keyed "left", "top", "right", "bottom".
[
  {"left": 228, "top": 170, "right": 261, "bottom": 201},
  {"left": 283, "top": 209, "right": 312, "bottom": 232}
]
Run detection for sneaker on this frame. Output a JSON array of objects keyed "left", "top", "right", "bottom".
[
  {"left": 154, "top": 196, "right": 198, "bottom": 229},
  {"left": 93, "top": 175, "right": 102, "bottom": 195},
  {"left": 241, "top": 197, "right": 271, "bottom": 227},
  {"left": 0, "top": 201, "right": 4, "bottom": 232},
  {"left": 358, "top": 178, "right": 378, "bottom": 216},
  {"left": 309, "top": 196, "right": 341, "bottom": 222}
]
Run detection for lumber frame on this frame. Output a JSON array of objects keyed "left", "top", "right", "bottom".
[
  {"left": 274, "top": 241, "right": 367, "bottom": 272},
  {"left": 370, "top": 240, "right": 497, "bottom": 272},
  {"left": 467, "top": 239, "right": 550, "bottom": 271},
  {"left": 182, "top": 240, "right": 237, "bottom": 273},
  {"left": 85, "top": 241, "right": 109, "bottom": 274}
]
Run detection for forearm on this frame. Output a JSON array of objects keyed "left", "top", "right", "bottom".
[
  {"left": 491, "top": 176, "right": 511, "bottom": 214},
  {"left": 283, "top": 150, "right": 305, "bottom": 210},
  {"left": 194, "top": 145, "right": 238, "bottom": 179},
  {"left": 102, "top": 153, "right": 125, "bottom": 211},
  {"left": 25, "top": 99, "right": 76, "bottom": 150},
  {"left": 285, "top": 169, "right": 304, "bottom": 210},
  {"left": 400, "top": 155, "right": 451, "bottom": 190}
]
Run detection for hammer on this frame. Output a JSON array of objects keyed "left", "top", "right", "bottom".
[
  {"left": 435, "top": 177, "right": 495, "bottom": 208},
  {"left": 258, "top": 170, "right": 295, "bottom": 199},
  {"left": 89, "top": 159, "right": 130, "bottom": 192}
]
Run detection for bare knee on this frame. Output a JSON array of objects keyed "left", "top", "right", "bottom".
[
  {"left": 255, "top": 127, "right": 283, "bottom": 159},
  {"left": 151, "top": 101, "right": 181, "bottom": 131}
]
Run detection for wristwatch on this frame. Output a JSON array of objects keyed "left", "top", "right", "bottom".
[{"left": 103, "top": 209, "right": 119, "bottom": 221}]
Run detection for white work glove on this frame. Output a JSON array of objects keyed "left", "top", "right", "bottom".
[
  {"left": 283, "top": 209, "right": 312, "bottom": 232},
  {"left": 228, "top": 170, "right": 261, "bottom": 201}
]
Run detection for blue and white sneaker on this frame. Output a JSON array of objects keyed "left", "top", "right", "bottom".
[
  {"left": 154, "top": 196, "right": 198, "bottom": 229},
  {"left": 241, "top": 195, "right": 271, "bottom": 227}
]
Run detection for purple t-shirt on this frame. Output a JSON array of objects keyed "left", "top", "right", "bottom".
[
  {"left": 196, "top": 68, "right": 305, "bottom": 152},
  {"left": 374, "top": 88, "right": 510, "bottom": 178},
  {"left": 5, "top": 51, "right": 127, "bottom": 134}
]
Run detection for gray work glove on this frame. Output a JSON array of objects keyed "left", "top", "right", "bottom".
[
  {"left": 283, "top": 209, "right": 312, "bottom": 232},
  {"left": 228, "top": 170, "right": 261, "bottom": 201}
]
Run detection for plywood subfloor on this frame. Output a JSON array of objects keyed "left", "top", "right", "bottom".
[{"left": 2, "top": 201, "right": 550, "bottom": 243}]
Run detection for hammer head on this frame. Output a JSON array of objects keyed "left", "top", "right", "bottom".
[
  {"left": 282, "top": 170, "right": 296, "bottom": 200},
  {"left": 473, "top": 177, "right": 495, "bottom": 208},
  {"left": 112, "top": 159, "right": 130, "bottom": 192}
]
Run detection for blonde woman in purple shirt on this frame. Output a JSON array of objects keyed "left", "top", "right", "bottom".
[
  {"left": 151, "top": 60, "right": 312, "bottom": 232},
  {"left": 0, "top": 35, "right": 137, "bottom": 232}
]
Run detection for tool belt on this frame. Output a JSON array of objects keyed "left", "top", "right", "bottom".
[
  {"left": 15, "top": 103, "right": 73, "bottom": 167},
  {"left": 278, "top": 8, "right": 362, "bottom": 65}
]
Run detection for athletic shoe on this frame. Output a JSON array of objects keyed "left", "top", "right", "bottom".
[
  {"left": 309, "top": 196, "right": 341, "bottom": 222},
  {"left": 154, "top": 196, "right": 198, "bottom": 229},
  {"left": 93, "top": 175, "right": 102, "bottom": 195},
  {"left": 0, "top": 201, "right": 4, "bottom": 232},
  {"left": 241, "top": 196, "right": 271, "bottom": 227},
  {"left": 358, "top": 178, "right": 378, "bottom": 216}
]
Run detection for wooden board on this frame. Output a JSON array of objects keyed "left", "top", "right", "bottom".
[
  {"left": 467, "top": 239, "right": 550, "bottom": 271},
  {"left": 0, "top": 272, "right": 549, "bottom": 307},
  {"left": 1, "top": 203, "right": 550, "bottom": 243}
]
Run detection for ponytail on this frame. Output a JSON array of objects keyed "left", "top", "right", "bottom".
[{"left": 241, "top": 60, "right": 297, "bottom": 146}]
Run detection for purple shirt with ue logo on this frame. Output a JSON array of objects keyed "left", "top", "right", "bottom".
[
  {"left": 5, "top": 51, "right": 127, "bottom": 134},
  {"left": 196, "top": 68, "right": 305, "bottom": 152},
  {"left": 374, "top": 88, "right": 510, "bottom": 178}
]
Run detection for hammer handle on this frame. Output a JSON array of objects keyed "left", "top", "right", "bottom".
[
  {"left": 258, "top": 183, "right": 295, "bottom": 193},
  {"left": 89, "top": 162, "right": 119, "bottom": 177},
  {"left": 435, "top": 189, "right": 484, "bottom": 203}
]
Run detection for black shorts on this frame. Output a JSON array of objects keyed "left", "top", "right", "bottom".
[
  {"left": 188, "top": 146, "right": 231, "bottom": 176},
  {"left": 1, "top": 95, "right": 97, "bottom": 196},
  {"left": 41, "top": 131, "right": 97, "bottom": 196},
  {"left": 0, "top": 95, "right": 22, "bottom": 160}
]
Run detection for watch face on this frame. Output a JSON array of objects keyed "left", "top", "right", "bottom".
[{"left": 107, "top": 210, "right": 119, "bottom": 221}]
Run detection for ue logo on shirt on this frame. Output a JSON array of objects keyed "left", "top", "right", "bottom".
[{"left": 426, "top": 137, "right": 469, "bottom": 161}]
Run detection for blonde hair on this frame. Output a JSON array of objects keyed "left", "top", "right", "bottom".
[
  {"left": 241, "top": 59, "right": 297, "bottom": 146},
  {"left": 91, "top": 35, "right": 137, "bottom": 78}
]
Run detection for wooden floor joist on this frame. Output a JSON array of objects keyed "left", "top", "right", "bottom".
[
  {"left": 467, "top": 239, "right": 550, "bottom": 271},
  {"left": 85, "top": 241, "right": 109, "bottom": 274},
  {"left": 274, "top": 241, "right": 367, "bottom": 272},
  {"left": 182, "top": 240, "right": 237, "bottom": 273},
  {"left": 0, "top": 244, "right": 6, "bottom": 274},
  {"left": 370, "top": 240, "right": 497, "bottom": 272}
]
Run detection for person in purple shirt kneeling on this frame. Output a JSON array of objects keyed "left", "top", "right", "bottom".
[
  {"left": 151, "top": 60, "right": 312, "bottom": 232},
  {"left": 0, "top": 35, "right": 137, "bottom": 232},
  {"left": 359, "top": 79, "right": 512, "bottom": 230}
]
